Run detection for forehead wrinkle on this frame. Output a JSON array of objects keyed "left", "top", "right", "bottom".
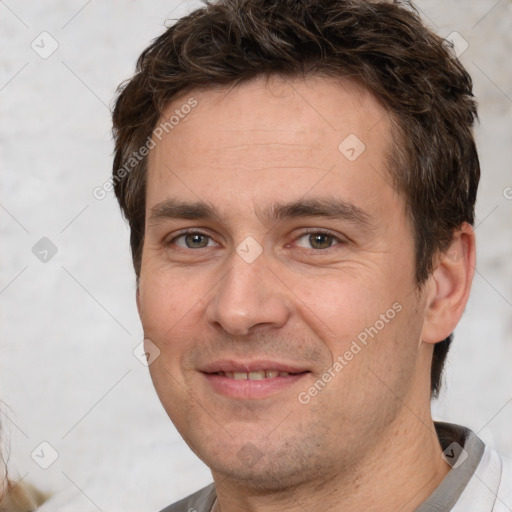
[{"left": 216, "top": 142, "right": 314, "bottom": 150}]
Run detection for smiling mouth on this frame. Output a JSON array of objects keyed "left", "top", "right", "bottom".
[
  {"left": 213, "top": 370, "right": 307, "bottom": 380},
  {"left": 202, "top": 368, "right": 311, "bottom": 399}
]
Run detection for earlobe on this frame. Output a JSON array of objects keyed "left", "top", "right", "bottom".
[{"left": 421, "top": 223, "right": 476, "bottom": 345}]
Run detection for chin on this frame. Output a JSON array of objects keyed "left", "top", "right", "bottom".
[
  {"left": 197, "top": 437, "right": 333, "bottom": 493},
  {"left": 212, "top": 460, "right": 313, "bottom": 492}
]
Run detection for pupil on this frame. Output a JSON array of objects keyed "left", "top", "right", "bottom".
[
  {"left": 186, "top": 233, "right": 207, "bottom": 248},
  {"left": 311, "top": 233, "right": 331, "bottom": 249}
]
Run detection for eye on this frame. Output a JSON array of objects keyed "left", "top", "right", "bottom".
[
  {"left": 294, "top": 230, "right": 344, "bottom": 250},
  {"left": 169, "top": 231, "right": 218, "bottom": 249}
]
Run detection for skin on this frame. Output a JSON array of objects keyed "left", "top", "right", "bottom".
[{"left": 137, "top": 75, "right": 476, "bottom": 511}]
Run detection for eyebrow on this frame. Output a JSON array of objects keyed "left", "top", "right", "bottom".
[{"left": 148, "top": 197, "right": 373, "bottom": 229}]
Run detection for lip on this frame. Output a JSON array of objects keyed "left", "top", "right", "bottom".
[
  {"left": 199, "top": 359, "right": 310, "bottom": 374},
  {"left": 202, "top": 372, "right": 309, "bottom": 399},
  {"left": 199, "top": 359, "right": 311, "bottom": 400}
]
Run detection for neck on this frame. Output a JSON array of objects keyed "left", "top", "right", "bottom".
[{"left": 212, "top": 412, "right": 450, "bottom": 512}]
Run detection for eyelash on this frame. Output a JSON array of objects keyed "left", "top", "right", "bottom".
[
  {"left": 294, "top": 228, "right": 345, "bottom": 250},
  {"left": 167, "top": 228, "right": 345, "bottom": 251}
]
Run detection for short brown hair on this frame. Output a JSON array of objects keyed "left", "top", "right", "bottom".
[{"left": 112, "top": 0, "right": 480, "bottom": 397}]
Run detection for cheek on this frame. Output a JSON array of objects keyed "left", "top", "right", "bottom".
[
  {"left": 292, "top": 268, "right": 417, "bottom": 394},
  {"left": 289, "top": 269, "right": 392, "bottom": 347},
  {"left": 138, "top": 267, "right": 202, "bottom": 332},
  {"left": 139, "top": 273, "right": 199, "bottom": 415},
  {"left": 138, "top": 265, "right": 223, "bottom": 386}
]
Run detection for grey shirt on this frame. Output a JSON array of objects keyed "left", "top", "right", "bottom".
[{"left": 159, "top": 422, "right": 485, "bottom": 512}]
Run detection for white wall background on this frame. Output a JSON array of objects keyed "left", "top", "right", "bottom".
[{"left": 0, "top": 1, "right": 511, "bottom": 510}]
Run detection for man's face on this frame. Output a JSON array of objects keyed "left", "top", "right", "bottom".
[{"left": 138, "top": 76, "right": 432, "bottom": 488}]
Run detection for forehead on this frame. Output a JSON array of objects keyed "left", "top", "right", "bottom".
[{"left": 146, "top": 75, "right": 399, "bottom": 223}]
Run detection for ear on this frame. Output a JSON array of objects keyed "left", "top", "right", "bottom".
[{"left": 421, "top": 223, "right": 476, "bottom": 344}]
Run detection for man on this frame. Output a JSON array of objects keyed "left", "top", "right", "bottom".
[{"left": 111, "top": 0, "right": 512, "bottom": 510}]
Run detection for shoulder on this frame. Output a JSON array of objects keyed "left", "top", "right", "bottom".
[{"left": 158, "top": 483, "right": 216, "bottom": 512}]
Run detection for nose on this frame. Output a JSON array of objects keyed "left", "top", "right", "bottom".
[{"left": 205, "top": 249, "right": 290, "bottom": 336}]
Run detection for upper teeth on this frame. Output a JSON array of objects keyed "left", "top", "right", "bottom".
[{"left": 219, "top": 370, "right": 290, "bottom": 380}]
